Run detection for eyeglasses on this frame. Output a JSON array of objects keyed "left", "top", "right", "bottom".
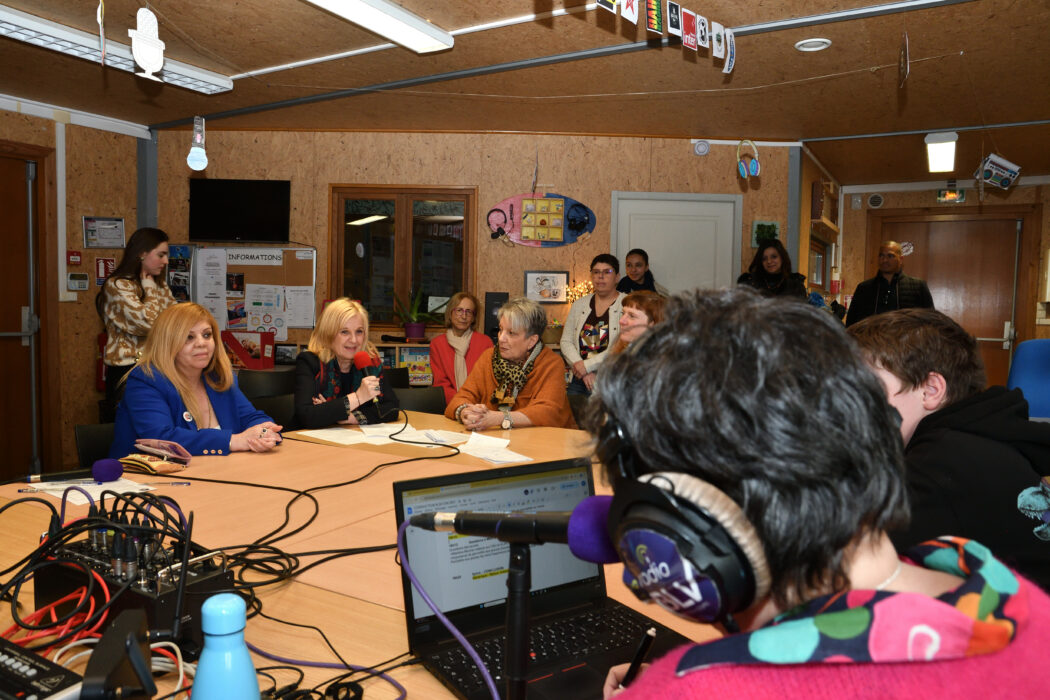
[
  {"left": 452, "top": 308, "right": 476, "bottom": 316},
  {"left": 591, "top": 268, "right": 616, "bottom": 276}
]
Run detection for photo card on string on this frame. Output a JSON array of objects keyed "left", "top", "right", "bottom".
[
  {"left": 696, "top": 14, "right": 709, "bottom": 48},
  {"left": 645, "top": 0, "right": 663, "bottom": 33},
  {"left": 722, "top": 29, "right": 736, "bottom": 74},
  {"left": 682, "top": 9, "right": 698, "bottom": 51},
  {"left": 621, "top": 0, "right": 638, "bottom": 24},
  {"left": 711, "top": 21, "right": 726, "bottom": 58},
  {"left": 667, "top": 1, "right": 682, "bottom": 36}
]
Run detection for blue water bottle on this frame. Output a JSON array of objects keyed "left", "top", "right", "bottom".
[{"left": 192, "top": 593, "right": 258, "bottom": 699}]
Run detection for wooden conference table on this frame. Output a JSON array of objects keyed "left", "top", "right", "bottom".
[{"left": 0, "top": 412, "right": 717, "bottom": 697}]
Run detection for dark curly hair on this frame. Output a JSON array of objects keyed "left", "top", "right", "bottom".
[{"left": 585, "top": 287, "right": 909, "bottom": 608}]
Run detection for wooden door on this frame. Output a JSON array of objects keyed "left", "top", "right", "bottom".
[
  {"left": 882, "top": 218, "right": 1019, "bottom": 385},
  {"left": 0, "top": 155, "right": 41, "bottom": 477}
]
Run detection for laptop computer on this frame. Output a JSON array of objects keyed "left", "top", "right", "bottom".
[{"left": 393, "top": 458, "right": 690, "bottom": 700}]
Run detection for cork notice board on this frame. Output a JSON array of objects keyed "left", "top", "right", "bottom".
[{"left": 191, "top": 247, "right": 317, "bottom": 337}]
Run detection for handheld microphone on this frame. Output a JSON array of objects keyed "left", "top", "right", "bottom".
[
  {"left": 26, "top": 458, "right": 124, "bottom": 484},
  {"left": 408, "top": 495, "right": 619, "bottom": 564},
  {"left": 353, "top": 351, "right": 383, "bottom": 406}
]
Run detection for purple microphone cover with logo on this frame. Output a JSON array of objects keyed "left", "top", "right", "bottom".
[{"left": 618, "top": 528, "right": 721, "bottom": 622}]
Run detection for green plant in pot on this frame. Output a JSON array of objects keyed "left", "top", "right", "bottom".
[{"left": 394, "top": 288, "right": 447, "bottom": 341}]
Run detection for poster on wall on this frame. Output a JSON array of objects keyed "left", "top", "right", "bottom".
[
  {"left": 485, "top": 192, "right": 596, "bottom": 248},
  {"left": 83, "top": 217, "right": 125, "bottom": 248},
  {"left": 167, "top": 245, "right": 193, "bottom": 301}
]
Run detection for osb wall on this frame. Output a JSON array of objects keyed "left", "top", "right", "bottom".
[
  {"left": 839, "top": 184, "right": 1050, "bottom": 340},
  {"left": 154, "top": 130, "right": 791, "bottom": 325},
  {"left": 17, "top": 126, "right": 791, "bottom": 468},
  {"left": 0, "top": 110, "right": 55, "bottom": 147}
]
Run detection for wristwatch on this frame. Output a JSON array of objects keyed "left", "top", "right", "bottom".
[{"left": 500, "top": 408, "right": 512, "bottom": 430}]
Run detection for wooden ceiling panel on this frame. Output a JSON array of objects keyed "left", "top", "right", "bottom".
[{"left": 0, "top": 0, "right": 1047, "bottom": 183}]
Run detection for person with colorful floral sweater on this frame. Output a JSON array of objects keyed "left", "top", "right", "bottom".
[{"left": 581, "top": 288, "right": 1049, "bottom": 699}]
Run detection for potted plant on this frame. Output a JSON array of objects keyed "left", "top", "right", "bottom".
[{"left": 394, "top": 288, "right": 447, "bottom": 341}]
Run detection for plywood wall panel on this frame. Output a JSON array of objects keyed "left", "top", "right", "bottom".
[
  {"left": 56, "top": 125, "right": 138, "bottom": 465},
  {"left": 0, "top": 111, "right": 54, "bottom": 149}
]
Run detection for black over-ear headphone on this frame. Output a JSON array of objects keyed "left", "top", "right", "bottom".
[
  {"left": 595, "top": 413, "right": 771, "bottom": 624},
  {"left": 486, "top": 207, "right": 508, "bottom": 239}
]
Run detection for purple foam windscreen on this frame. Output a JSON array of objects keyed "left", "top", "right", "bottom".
[
  {"left": 567, "top": 495, "right": 619, "bottom": 564},
  {"left": 92, "top": 458, "right": 124, "bottom": 482}
]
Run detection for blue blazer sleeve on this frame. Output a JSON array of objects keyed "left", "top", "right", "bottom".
[{"left": 109, "top": 367, "right": 272, "bottom": 457}]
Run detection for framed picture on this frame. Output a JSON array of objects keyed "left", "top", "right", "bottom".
[
  {"left": 751, "top": 220, "right": 780, "bottom": 247},
  {"left": 524, "top": 270, "right": 569, "bottom": 304},
  {"left": 274, "top": 343, "right": 301, "bottom": 365}
]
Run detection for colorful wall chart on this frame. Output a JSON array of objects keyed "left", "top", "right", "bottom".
[{"left": 486, "top": 192, "right": 596, "bottom": 247}]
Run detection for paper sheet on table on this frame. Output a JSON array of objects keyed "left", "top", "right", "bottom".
[
  {"left": 458, "top": 432, "right": 532, "bottom": 464},
  {"left": 25, "top": 478, "right": 155, "bottom": 505},
  {"left": 296, "top": 428, "right": 378, "bottom": 445}
]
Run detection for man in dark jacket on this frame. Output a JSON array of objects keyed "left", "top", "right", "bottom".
[
  {"left": 849, "top": 309, "right": 1050, "bottom": 589},
  {"left": 844, "top": 241, "right": 933, "bottom": 326}
]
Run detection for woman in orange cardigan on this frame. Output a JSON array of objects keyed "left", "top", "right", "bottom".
[
  {"left": 446, "top": 297, "right": 575, "bottom": 430},
  {"left": 429, "top": 291, "right": 493, "bottom": 404}
]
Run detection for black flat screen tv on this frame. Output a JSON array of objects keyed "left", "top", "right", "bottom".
[{"left": 189, "top": 178, "right": 291, "bottom": 243}]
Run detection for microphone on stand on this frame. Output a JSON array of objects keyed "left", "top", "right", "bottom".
[
  {"left": 353, "top": 351, "right": 383, "bottom": 406},
  {"left": 408, "top": 495, "right": 620, "bottom": 564}
]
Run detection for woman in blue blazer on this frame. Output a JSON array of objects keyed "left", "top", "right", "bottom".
[{"left": 110, "top": 303, "right": 281, "bottom": 457}]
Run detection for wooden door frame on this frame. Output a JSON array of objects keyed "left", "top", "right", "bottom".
[
  {"left": 0, "top": 138, "right": 60, "bottom": 471},
  {"left": 866, "top": 204, "right": 1043, "bottom": 344}
]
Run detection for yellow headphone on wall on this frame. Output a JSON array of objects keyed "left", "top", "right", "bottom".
[{"left": 736, "top": 139, "right": 760, "bottom": 179}]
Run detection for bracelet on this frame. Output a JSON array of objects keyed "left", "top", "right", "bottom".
[{"left": 454, "top": 404, "right": 467, "bottom": 423}]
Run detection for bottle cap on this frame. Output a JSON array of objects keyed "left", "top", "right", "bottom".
[{"left": 201, "top": 592, "right": 246, "bottom": 636}]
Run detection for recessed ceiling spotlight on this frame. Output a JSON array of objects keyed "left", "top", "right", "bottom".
[{"left": 794, "top": 37, "right": 832, "bottom": 52}]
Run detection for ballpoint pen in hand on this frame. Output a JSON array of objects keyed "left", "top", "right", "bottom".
[{"left": 620, "top": 626, "right": 656, "bottom": 689}]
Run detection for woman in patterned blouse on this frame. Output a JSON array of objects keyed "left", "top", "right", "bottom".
[{"left": 95, "top": 228, "right": 177, "bottom": 418}]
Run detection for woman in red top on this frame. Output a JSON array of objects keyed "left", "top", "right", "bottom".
[{"left": 429, "top": 291, "right": 493, "bottom": 405}]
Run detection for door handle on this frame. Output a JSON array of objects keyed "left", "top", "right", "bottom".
[
  {"left": 0, "top": 307, "right": 39, "bottom": 346},
  {"left": 974, "top": 321, "right": 1015, "bottom": 351}
]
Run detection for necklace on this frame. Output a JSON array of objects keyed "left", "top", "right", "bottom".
[{"left": 875, "top": 560, "right": 903, "bottom": 591}]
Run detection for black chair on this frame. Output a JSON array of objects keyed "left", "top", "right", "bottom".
[
  {"left": 384, "top": 366, "right": 410, "bottom": 389},
  {"left": 252, "top": 394, "right": 297, "bottom": 431},
  {"left": 392, "top": 386, "right": 446, "bottom": 415},
  {"left": 237, "top": 367, "right": 296, "bottom": 399},
  {"left": 75, "top": 423, "right": 115, "bottom": 468}
]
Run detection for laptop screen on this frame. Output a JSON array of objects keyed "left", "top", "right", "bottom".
[{"left": 394, "top": 459, "right": 602, "bottom": 630}]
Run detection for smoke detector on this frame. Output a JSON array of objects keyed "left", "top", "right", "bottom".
[{"left": 867, "top": 193, "right": 885, "bottom": 209}]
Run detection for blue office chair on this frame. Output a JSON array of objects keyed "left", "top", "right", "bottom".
[{"left": 1007, "top": 339, "right": 1050, "bottom": 419}]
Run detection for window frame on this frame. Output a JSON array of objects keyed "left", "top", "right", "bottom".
[{"left": 328, "top": 184, "right": 477, "bottom": 330}]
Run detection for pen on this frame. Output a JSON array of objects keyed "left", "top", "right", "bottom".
[
  {"left": 145, "top": 481, "right": 191, "bottom": 486},
  {"left": 17, "top": 488, "right": 40, "bottom": 493},
  {"left": 620, "top": 626, "right": 656, "bottom": 689}
]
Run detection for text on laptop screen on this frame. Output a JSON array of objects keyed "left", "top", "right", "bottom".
[{"left": 400, "top": 465, "right": 600, "bottom": 621}]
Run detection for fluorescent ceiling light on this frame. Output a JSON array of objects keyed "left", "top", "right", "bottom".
[
  {"left": 304, "top": 0, "right": 453, "bottom": 54},
  {"left": 0, "top": 4, "right": 233, "bottom": 94},
  {"left": 925, "top": 131, "right": 958, "bottom": 172},
  {"left": 347, "top": 215, "right": 388, "bottom": 225}
]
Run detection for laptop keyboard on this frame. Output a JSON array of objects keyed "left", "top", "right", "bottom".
[{"left": 431, "top": 605, "right": 650, "bottom": 691}]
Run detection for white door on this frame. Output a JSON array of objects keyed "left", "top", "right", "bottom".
[{"left": 611, "top": 192, "right": 742, "bottom": 294}]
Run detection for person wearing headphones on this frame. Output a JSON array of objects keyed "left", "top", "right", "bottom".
[{"left": 585, "top": 288, "right": 1048, "bottom": 698}]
